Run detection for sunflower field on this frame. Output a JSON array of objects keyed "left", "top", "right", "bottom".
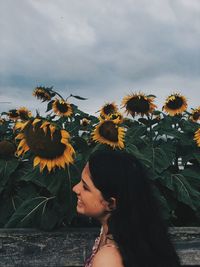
[{"left": 0, "top": 87, "right": 200, "bottom": 230}]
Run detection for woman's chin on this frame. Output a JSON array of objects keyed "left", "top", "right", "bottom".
[{"left": 76, "top": 204, "right": 85, "bottom": 214}]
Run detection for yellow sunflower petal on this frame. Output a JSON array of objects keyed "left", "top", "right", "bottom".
[
  {"left": 33, "top": 156, "right": 41, "bottom": 167},
  {"left": 49, "top": 125, "right": 56, "bottom": 139},
  {"left": 15, "top": 133, "right": 25, "bottom": 140},
  {"left": 32, "top": 118, "right": 41, "bottom": 126},
  {"left": 61, "top": 130, "right": 70, "bottom": 139},
  {"left": 47, "top": 160, "right": 52, "bottom": 172}
]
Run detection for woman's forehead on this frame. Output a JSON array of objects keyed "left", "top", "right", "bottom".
[{"left": 82, "top": 163, "right": 93, "bottom": 185}]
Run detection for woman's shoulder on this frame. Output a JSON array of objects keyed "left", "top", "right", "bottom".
[{"left": 92, "top": 245, "right": 124, "bottom": 267}]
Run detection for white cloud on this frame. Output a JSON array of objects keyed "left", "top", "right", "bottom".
[{"left": 0, "top": 0, "right": 199, "bottom": 115}]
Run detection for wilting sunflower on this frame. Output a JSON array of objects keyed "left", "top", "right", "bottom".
[
  {"left": 194, "top": 128, "right": 200, "bottom": 147},
  {"left": 33, "top": 86, "right": 52, "bottom": 102},
  {"left": 7, "top": 109, "right": 19, "bottom": 120},
  {"left": 162, "top": 93, "right": 187, "bottom": 116},
  {"left": 190, "top": 107, "right": 200, "bottom": 122},
  {"left": 52, "top": 99, "right": 73, "bottom": 117},
  {"left": 92, "top": 120, "right": 125, "bottom": 149},
  {"left": 121, "top": 93, "right": 157, "bottom": 117},
  {"left": 0, "top": 140, "right": 16, "bottom": 159},
  {"left": 17, "top": 107, "right": 32, "bottom": 121},
  {"left": 99, "top": 102, "right": 118, "bottom": 118},
  {"left": 15, "top": 119, "right": 75, "bottom": 172},
  {"left": 0, "top": 118, "right": 5, "bottom": 125}
]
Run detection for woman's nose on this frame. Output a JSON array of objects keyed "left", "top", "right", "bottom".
[{"left": 72, "top": 182, "right": 80, "bottom": 194}]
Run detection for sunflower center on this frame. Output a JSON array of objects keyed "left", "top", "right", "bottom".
[
  {"left": 24, "top": 123, "right": 65, "bottom": 159},
  {"left": 167, "top": 96, "right": 183, "bottom": 110},
  {"left": 35, "top": 90, "right": 51, "bottom": 100},
  {"left": 99, "top": 121, "right": 118, "bottom": 142},
  {"left": 56, "top": 102, "right": 69, "bottom": 113},
  {"left": 103, "top": 104, "right": 116, "bottom": 115},
  {"left": 9, "top": 110, "right": 19, "bottom": 118},
  {"left": 19, "top": 111, "right": 29, "bottom": 120},
  {"left": 127, "top": 97, "right": 150, "bottom": 113}
]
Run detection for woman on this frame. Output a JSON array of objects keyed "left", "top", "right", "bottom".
[{"left": 73, "top": 150, "right": 181, "bottom": 267}]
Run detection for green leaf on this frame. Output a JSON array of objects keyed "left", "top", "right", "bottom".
[
  {"left": 143, "top": 147, "right": 172, "bottom": 174},
  {"left": 181, "top": 168, "right": 200, "bottom": 189},
  {"left": 46, "top": 100, "right": 54, "bottom": 112},
  {"left": 0, "top": 158, "right": 19, "bottom": 177},
  {"left": 5, "top": 196, "right": 51, "bottom": 227},
  {"left": 160, "top": 171, "right": 200, "bottom": 210},
  {"left": 193, "top": 153, "right": 200, "bottom": 164},
  {"left": 70, "top": 94, "right": 88, "bottom": 100},
  {"left": 125, "top": 124, "right": 146, "bottom": 145},
  {"left": 72, "top": 136, "right": 88, "bottom": 153},
  {"left": 20, "top": 168, "right": 67, "bottom": 195},
  {"left": 125, "top": 144, "right": 151, "bottom": 167},
  {"left": 0, "top": 159, "right": 19, "bottom": 193},
  {"left": 0, "top": 194, "right": 15, "bottom": 227},
  {"left": 147, "top": 94, "right": 156, "bottom": 98},
  {"left": 138, "top": 118, "right": 149, "bottom": 126},
  {"left": 152, "top": 110, "right": 161, "bottom": 116}
]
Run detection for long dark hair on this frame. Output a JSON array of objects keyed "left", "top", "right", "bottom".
[{"left": 88, "top": 150, "right": 180, "bottom": 267}]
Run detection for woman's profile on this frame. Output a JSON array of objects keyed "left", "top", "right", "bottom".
[{"left": 73, "top": 149, "right": 181, "bottom": 267}]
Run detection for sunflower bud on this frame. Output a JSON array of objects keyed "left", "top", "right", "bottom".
[{"left": 81, "top": 118, "right": 90, "bottom": 127}]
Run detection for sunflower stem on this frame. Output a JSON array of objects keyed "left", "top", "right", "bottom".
[
  {"left": 66, "top": 94, "right": 72, "bottom": 101},
  {"left": 147, "top": 115, "right": 153, "bottom": 145},
  {"left": 67, "top": 165, "right": 72, "bottom": 211},
  {"left": 54, "top": 91, "right": 65, "bottom": 101}
]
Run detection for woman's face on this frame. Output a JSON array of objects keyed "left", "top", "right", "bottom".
[{"left": 72, "top": 163, "right": 111, "bottom": 220}]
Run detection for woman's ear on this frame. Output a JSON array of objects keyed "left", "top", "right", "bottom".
[{"left": 107, "top": 197, "right": 117, "bottom": 211}]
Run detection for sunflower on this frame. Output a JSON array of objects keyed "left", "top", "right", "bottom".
[
  {"left": 100, "top": 112, "right": 123, "bottom": 125},
  {"left": 194, "top": 128, "right": 200, "bottom": 147},
  {"left": 99, "top": 102, "right": 118, "bottom": 118},
  {"left": 92, "top": 120, "right": 125, "bottom": 149},
  {"left": 81, "top": 118, "right": 90, "bottom": 127},
  {"left": 0, "top": 118, "right": 5, "bottom": 125},
  {"left": 7, "top": 109, "right": 19, "bottom": 120},
  {"left": 190, "top": 107, "right": 200, "bottom": 122},
  {"left": 52, "top": 99, "right": 73, "bottom": 117},
  {"left": 33, "top": 86, "right": 52, "bottom": 102},
  {"left": 162, "top": 93, "right": 187, "bottom": 116},
  {"left": 17, "top": 107, "right": 32, "bottom": 120},
  {"left": 15, "top": 119, "right": 75, "bottom": 172},
  {"left": 121, "top": 93, "right": 157, "bottom": 117}
]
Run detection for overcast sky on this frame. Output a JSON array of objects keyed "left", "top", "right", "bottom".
[{"left": 1, "top": 0, "right": 200, "bottom": 116}]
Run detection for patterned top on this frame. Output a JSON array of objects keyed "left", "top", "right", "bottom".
[{"left": 84, "top": 227, "right": 118, "bottom": 267}]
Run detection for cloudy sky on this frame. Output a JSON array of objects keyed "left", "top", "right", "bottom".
[{"left": 1, "top": 0, "right": 200, "bottom": 116}]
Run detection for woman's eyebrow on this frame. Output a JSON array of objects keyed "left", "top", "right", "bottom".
[{"left": 81, "top": 178, "right": 90, "bottom": 187}]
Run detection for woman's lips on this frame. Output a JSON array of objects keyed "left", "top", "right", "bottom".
[{"left": 78, "top": 199, "right": 83, "bottom": 205}]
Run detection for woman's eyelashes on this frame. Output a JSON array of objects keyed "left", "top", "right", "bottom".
[{"left": 82, "top": 183, "right": 89, "bottom": 191}]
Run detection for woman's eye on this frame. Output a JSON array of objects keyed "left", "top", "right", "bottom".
[{"left": 83, "top": 185, "right": 89, "bottom": 191}]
